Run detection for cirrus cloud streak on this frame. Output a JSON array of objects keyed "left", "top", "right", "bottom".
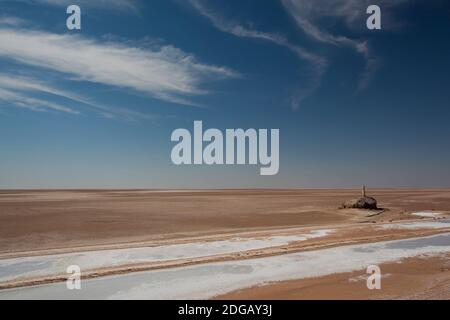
[{"left": 0, "top": 26, "right": 239, "bottom": 113}]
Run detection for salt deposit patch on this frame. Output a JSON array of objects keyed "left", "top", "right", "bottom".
[
  {"left": 0, "top": 229, "right": 333, "bottom": 284},
  {"left": 412, "top": 211, "right": 445, "bottom": 218},
  {"left": 0, "top": 233, "right": 449, "bottom": 300},
  {"left": 378, "top": 219, "right": 450, "bottom": 231}
]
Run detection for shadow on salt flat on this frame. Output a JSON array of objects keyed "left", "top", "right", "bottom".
[
  {"left": 0, "top": 260, "right": 52, "bottom": 279},
  {"left": 353, "top": 232, "right": 450, "bottom": 253},
  {"left": 386, "top": 233, "right": 450, "bottom": 249}
]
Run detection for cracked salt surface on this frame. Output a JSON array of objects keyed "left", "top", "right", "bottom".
[
  {"left": 0, "top": 229, "right": 332, "bottom": 283},
  {"left": 1, "top": 232, "right": 449, "bottom": 300}
]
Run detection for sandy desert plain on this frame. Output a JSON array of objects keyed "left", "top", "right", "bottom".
[{"left": 0, "top": 189, "right": 449, "bottom": 300}]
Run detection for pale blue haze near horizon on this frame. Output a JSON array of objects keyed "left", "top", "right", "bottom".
[{"left": 0, "top": 0, "right": 449, "bottom": 189}]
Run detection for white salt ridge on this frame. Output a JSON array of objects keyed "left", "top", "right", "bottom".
[
  {"left": 0, "top": 233, "right": 449, "bottom": 300},
  {"left": 0, "top": 229, "right": 332, "bottom": 283},
  {"left": 412, "top": 211, "right": 445, "bottom": 218},
  {"left": 378, "top": 219, "right": 450, "bottom": 230}
]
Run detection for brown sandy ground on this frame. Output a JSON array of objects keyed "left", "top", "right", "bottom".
[
  {"left": 1, "top": 189, "right": 450, "bottom": 253},
  {"left": 217, "top": 254, "right": 450, "bottom": 300}
]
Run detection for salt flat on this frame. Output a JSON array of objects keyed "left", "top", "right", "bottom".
[
  {"left": 378, "top": 218, "right": 450, "bottom": 230},
  {"left": 0, "top": 230, "right": 332, "bottom": 283},
  {"left": 1, "top": 233, "right": 449, "bottom": 300},
  {"left": 1, "top": 189, "right": 450, "bottom": 299},
  {"left": 2, "top": 189, "right": 450, "bottom": 253}
]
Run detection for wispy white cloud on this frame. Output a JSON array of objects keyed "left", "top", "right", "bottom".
[
  {"left": 281, "top": 0, "right": 410, "bottom": 90},
  {"left": 188, "top": 0, "right": 327, "bottom": 110},
  {"left": 189, "top": 0, "right": 325, "bottom": 68},
  {"left": 282, "top": 0, "right": 410, "bottom": 31},
  {"left": 0, "top": 27, "right": 238, "bottom": 110},
  {"left": 0, "top": 74, "right": 153, "bottom": 119},
  {"left": 0, "top": 16, "right": 28, "bottom": 27},
  {"left": 0, "top": 87, "right": 79, "bottom": 114},
  {"left": 281, "top": 0, "right": 376, "bottom": 89}
]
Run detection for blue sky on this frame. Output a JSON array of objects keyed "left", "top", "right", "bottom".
[{"left": 0, "top": 0, "right": 449, "bottom": 189}]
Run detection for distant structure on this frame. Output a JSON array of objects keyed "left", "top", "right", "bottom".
[{"left": 341, "top": 185, "right": 378, "bottom": 210}]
